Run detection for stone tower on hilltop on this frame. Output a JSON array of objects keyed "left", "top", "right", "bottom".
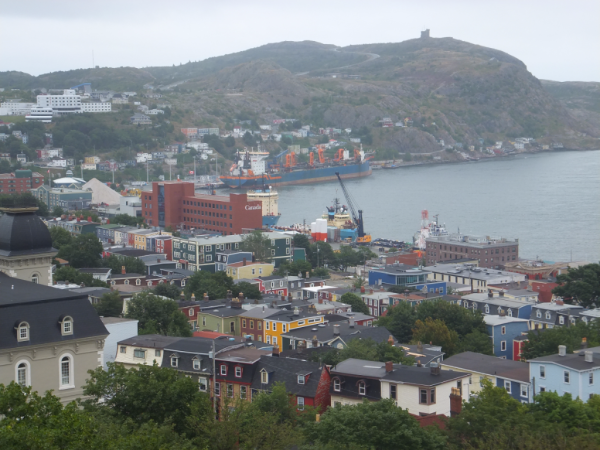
[{"left": 421, "top": 29, "right": 430, "bottom": 39}]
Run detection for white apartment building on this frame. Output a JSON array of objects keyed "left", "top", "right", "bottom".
[
  {"left": 0, "top": 102, "right": 36, "bottom": 115},
  {"left": 37, "top": 90, "right": 82, "bottom": 115},
  {"left": 81, "top": 102, "right": 112, "bottom": 113},
  {"left": 25, "top": 106, "right": 53, "bottom": 123}
]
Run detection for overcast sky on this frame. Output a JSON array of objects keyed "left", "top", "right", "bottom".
[{"left": 1, "top": 0, "right": 598, "bottom": 82}]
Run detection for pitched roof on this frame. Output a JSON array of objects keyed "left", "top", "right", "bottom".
[
  {"left": 529, "top": 348, "right": 600, "bottom": 371},
  {"left": 0, "top": 273, "right": 82, "bottom": 306},
  {"left": 282, "top": 323, "right": 395, "bottom": 345},
  {"left": 442, "top": 351, "right": 530, "bottom": 383},
  {"left": 251, "top": 356, "right": 324, "bottom": 397}
]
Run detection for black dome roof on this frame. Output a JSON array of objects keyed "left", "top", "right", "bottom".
[{"left": 0, "top": 209, "right": 55, "bottom": 256}]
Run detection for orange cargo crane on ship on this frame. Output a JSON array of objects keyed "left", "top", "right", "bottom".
[{"left": 335, "top": 172, "right": 371, "bottom": 244}]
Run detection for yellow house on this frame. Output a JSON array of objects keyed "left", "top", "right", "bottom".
[
  {"left": 263, "top": 308, "right": 325, "bottom": 351},
  {"left": 129, "top": 229, "right": 171, "bottom": 250},
  {"left": 226, "top": 261, "right": 274, "bottom": 280}
]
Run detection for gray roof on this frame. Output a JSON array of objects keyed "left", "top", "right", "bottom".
[
  {"left": 0, "top": 273, "right": 82, "bottom": 306},
  {"left": 239, "top": 307, "right": 281, "bottom": 319},
  {"left": 399, "top": 344, "right": 445, "bottom": 365},
  {"left": 203, "top": 308, "right": 246, "bottom": 318},
  {"left": 282, "top": 323, "right": 395, "bottom": 345},
  {"left": 78, "top": 268, "right": 111, "bottom": 274},
  {"left": 251, "top": 356, "right": 324, "bottom": 397},
  {"left": 118, "top": 334, "right": 182, "bottom": 348},
  {"left": 529, "top": 347, "right": 600, "bottom": 371},
  {"left": 442, "top": 351, "right": 530, "bottom": 383},
  {"left": 381, "top": 363, "right": 469, "bottom": 386}
]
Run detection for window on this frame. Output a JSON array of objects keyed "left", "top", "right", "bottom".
[
  {"left": 227, "top": 384, "right": 234, "bottom": 398},
  {"left": 261, "top": 371, "right": 269, "bottom": 384},
  {"left": 16, "top": 361, "right": 29, "bottom": 386},
  {"left": 220, "top": 365, "right": 227, "bottom": 375},
  {"left": 536, "top": 310, "right": 542, "bottom": 318},
  {"left": 235, "top": 367, "right": 242, "bottom": 378},
  {"left": 272, "top": 336, "right": 277, "bottom": 346},
  {"left": 501, "top": 326, "right": 506, "bottom": 335},
  {"left": 358, "top": 381, "right": 366, "bottom": 396},
  {"left": 333, "top": 379, "right": 341, "bottom": 392},
  {"left": 266, "top": 321, "right": 270, "bottom": 330},
  {"left": 242, "top": 319, "right": 246, "bottom": 328},
  {"left": 540, "top": 366, "right": 546, "bottom": 379},
  {"left": 297, "top": 375, "right": 305, "bottom": 385},
  {"left": 430, "top": 388, "right": 436, "bottom": 403},
  {"left": 214, "top": 382, "right": 220, "bottom": 396},
  {"left": 240, "top": 385, "right": 247, "bottom": 399},
  {"left": 590, "top": 373, "right": 594, "bottom": 385},
  {"left": 540, "top": 386, "right": 546, "bottom": 392},
  {"left": 282, "top": 324, "right": 287, "bottom": 333},
  {"left": 202, "top": 317, "right": 206, "bottom": 326},
  {"left": 250, "top": 320, "right": 254, "bottom": 329},
  {"left": 155, "top": 350, "right": 161, "bottom": 357},
  {"left": 171, "top": 357, "right": 178, "bottom": 367},
  {"left": 521, "top": 384, "right": 528, "bottom": 397},
  {"left": 134, "top": 349, "right": 146, "bottom": 358},
  {"left": 420, "top": 389, "right": 428, "bottom": 404},
  {"left": 193, "top": 359, "right": 201, "bottom": 370},
  {"left": 508, "top": 309, "right": 513, "bottom": 317},
  {"left": 559, "top": 316, "right": 565, "bottom": 325},
  {"left": 31, "top": 275, "right": 39, "bottom": 284},
  {"left": 546, "top": 312, "right": 551, "bottom": 320},
  {"left": 189, "top": 308, "right": 194, "bottom": 317},
  {"left": 120, "top": 346, "right": 126, "bottom": 354},
  {"left": 484, "top": 305, "right": 489, "bottom": 314},
  {"left": 297, "top": 396, "right": 305, "bottom": 410},
  {"left": 266, "top": 335, "right": 271, "bottom": 344},
  {"left": 564, "top": 371, "right": 570, "bottom": 384},
  {"left": 390, "top": 384, "right": 397, "bottom": 400},
  {"left": 59, "top": 355, "right": 73, "bottom": 389},
  {"left": 272, "top": 323, "right": 277, "bottom": 332},
  {"left": 199, "top": 378, "right": 207, "bottom": 391},
  {"left": 17, "top": 322, "right": 30, "bottom": 341},
  {"left": 501, "top": 341, "right": 507, "bottom": 351},
  {"left": 504, "top": 380, "right": 511, "bottom": 393}
]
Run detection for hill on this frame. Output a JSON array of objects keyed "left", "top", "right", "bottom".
[{"left": 1, "top": 36, "right": 598, "bottom": 153}]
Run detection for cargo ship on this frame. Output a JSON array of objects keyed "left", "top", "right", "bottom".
[
  {"left": 220, "top": 146, "right": 372, "bottom": 188},
  {"left": 247, "top": 188, "right": 281, "bottom": 227},
  {"left": 321, "top": 197, "right": 358, "bottom": 241}
]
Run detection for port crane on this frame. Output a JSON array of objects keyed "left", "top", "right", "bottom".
[{"left": 335, "top": 172, "right": 371, "bottom": 244}]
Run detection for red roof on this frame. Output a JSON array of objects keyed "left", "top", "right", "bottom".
[{"left": 193, "top": 331, "right": 229, "bottom": 339}]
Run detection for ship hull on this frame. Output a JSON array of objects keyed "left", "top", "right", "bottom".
[
  {"left": 262, "top": 215, "right": 281, "bottom": 227},
  {"left": 220, "top": 161, "right": 372, "bottom": 188}
]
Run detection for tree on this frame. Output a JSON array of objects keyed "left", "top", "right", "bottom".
[
  {"left": 232, "top": 281, "right": 262, "bottom": 300},
  {"left": 125, "top": 292, "right": 192, "bottom": 336},
  {"left": 224, "top": 135, "right": 235, "bottom": 147},
  {"left": 49, "top": 226, "right": 72, "bottom": 250},
  {"left": 553, "top": 263, "right": 600, "bottom": 308},
  {"left": 315, "top": 338, "right": 414, "bottom": 366},
  {"left": 56, "top": 233, "right": 103, "bottom": 268},
  {"left": 313, "top": 267, "right": 330, "bottom": 279},
  {"left": 82, "top": 363, "right": 212, "bottom": 437},
  {"left": 340, "top": 292, "right": 369, "bottom": 315},
  {"left": 309, "top": 242, "right": 335, "bottom": 268},
  {"left": 102, "top": 255, "right": 147, "bottom": 275},
  {"left": 95, "top": 291, "right": 124, "bottom": 317},
  {"left": 412, "top": 317, "right": 460, "bottom": 356},
  {"left": 243, "top": 131, "right": 255, "bottom": 146},
  {"left": 185, "top": 270, "right": 235, "bottom": 300},
  {"left": 293, "top": 233, "right": 310, "bottom": 252},
  {"left": 54, "top": 266, "right": 108, "bottom": 287},
  {"left": 274, "top": 259, "right": 312, "bottom": 278},
  {"left": 521, "top": 321, "right": 600, "bottom": 360},
  {"left": 240, "top": 230, "right": 273, "bottom": 262},
  {"left": 457, "top": 330, "right": 494, "bottom": 355},
  {"left": 304, "top": 399, "right": 446, "bottom": 450},
  {"left": 416, "top": 300, "right": 487, "bottom": 338},
  {"left": 153, "top": 283, "right": 182, "bottom": 299},
  {"left": 375, "top": 302, "right": 417, "bottom": 343},
  {"left": 112, "top": 214, "right": 144, "bottom": 226},
  {"left": 51, "top": 206, "right": 65, "bottom": 216}
]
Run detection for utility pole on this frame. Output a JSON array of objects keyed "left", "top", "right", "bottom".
[
  {"left": 146, "top": 159, "right": 149, "bottom": 184},
  {"left": 194, "top": 155, "right": 197, "bottom": 185},
  {"left": 79, "top": 160, "right": 83, "bottom": 180}
]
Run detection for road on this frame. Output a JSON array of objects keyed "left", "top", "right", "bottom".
[{"left": 294, "top": 47, "right": 380, "bottom": 77}]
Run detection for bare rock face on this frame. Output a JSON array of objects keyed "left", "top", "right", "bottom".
[{"left": 384, "top": 128, "right": 440, "bottom": 153}]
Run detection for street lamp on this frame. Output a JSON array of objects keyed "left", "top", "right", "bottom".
[{"left": 79, "top": 160, "right": 83, "bottom": 180}]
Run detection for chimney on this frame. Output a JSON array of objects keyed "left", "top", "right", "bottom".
[
  {"left": 333, "top": 324, "right": 340, "bottom": 336},
  {"left": 121, "top": 266, "right": 126, "bottom": 275},
  {"left": 388, "top": 335, "right": 394, "bottom": 345},
  {"left": 369, "top": 289, "right": 373, "bottom": 294},
  {"left": 416, "top": 360, "right": 422, "bottom": 367},
  {"left": 297, "top": 340, "right": 307, "bottom": 352},
  {"left": 558, "top": 345, "right": 567, "bottom": 356},
  {"left": 281, "top": 295, "right": 285, "bottom": 302},
  {"left": 318, "top": 297, "right": 323, "bottom": 304},
  {"left": 488, "top": 289, "right": 493, "bottom": 298},
  {"left": 499, "top": 290, "right": 505, "bottom": 297},
  {"left": 243, "top": 258, "right": 247, "bottom": 266},
  {"left": 288, "top": 293, "right": 292, "bottom": 301},
  {"left": 360, "top": 285, "right": 365, "bottom": 294},
  {"left": 582, "top": 337, "right": 588, "bottom": 350},
  {"left": 238, "top": 292, "right": 244, "bottom": 303},
  {"left": 305, "top": 271, "right": 309, "bottom": 279},
  {"left": 203, "top": 292, "right": 209, "bottom": 302},
  {"left": 450, "top": 387, "right": 462, "bottom": 417},
  {"left": 385, "top": 361, "right": 393, "bottom": 373},
  {"left": 227, "top": 290, "right": 232, "bottom": 301},
  {"left": 180, "top": 291, "right": 185, "bottom": 300},
  {"left": 312, "top": 335, "right": 319, "bottom": 348},
  {"left": 417, "top": 341, "right": 423, "bottom": 353},
  {"left": 231, "top": 296, "right": 242, "bottom": 309},
  {"left": 349, "top": 318, "right": 355, "bottom": 328},
  {"left": 191, "top": 293, "right": 196, "bottom": 301},
  {"left": 430, "top": 362, "right": 440, "bottom": 376},
  {"left": 585, "top": 351, "right": 594, "bottom": 363},
  {"left": 157, "top": 258, "right": 160, "bottom": 263},
  {"left": 499, "top": 309, "right": 506, "bottom": 317}
]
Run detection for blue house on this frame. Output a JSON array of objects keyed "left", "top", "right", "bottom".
[
  {"left": 96, "top": 224, "right": 128, "bottom": 243},
  {"left": 215, "top": 250, "right": 253, "bottom": 272},
  {"left": 442, "top": 351, "right": 532, "bottom": 403},
  {"left": 529, "top": 344, "right": 600, "bottom": 402},
  {"left": 484, "top": 315, "right": 530, "bottom": 360},
  {"left": 369, "top": 264, "right": 447, "bottom": 295}
]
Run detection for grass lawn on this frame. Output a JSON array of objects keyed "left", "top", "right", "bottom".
[{"left": 0, "top": 115, "right": 25, "bottom": 123}]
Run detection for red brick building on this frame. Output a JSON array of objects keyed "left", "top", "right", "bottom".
[
  {"left": 141, "top": 181, "right": 262, "bottom": 234},
  {"left": 0, "top": 170, "right": 44, "bottom": 194}
]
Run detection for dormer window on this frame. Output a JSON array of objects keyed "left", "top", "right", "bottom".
[
  {"left": 536, "top": 310, "right": 542, "bottom": 318},
  {"left": 297, "top": 375, "right": 305, "bottom": 385},
  {"left": 507, "top": 309, "right": 513, "bottom": 317},
  {"left": 260, "top": 369, "right": 268, "bottom": 384},
  {"left": 559, "top": 316, "right": 565, "bottom": 324},
  {"left": 546, "top": 312, "right": 551, "bottom": 320},
  {"left": 358, "top": 381, "right": 366, "bottom": 396},
  {"left": 170, "top": 355, "right": 179, "bottom": 367},
  {"left": 193, "top": 358, "right": 201, "bottom": 370},
  {"left": 333, "top": 378, "right": 341, "bottom": 392},
  {"left": 60, "top": 317, "right": 73, "bottom": 336},
  {"left": 17, "top": 322, "right": 30, "bottom": 342},
  {"left": 484, "top": 305, "right": 489, "bottom": 314},
  {"left": 220, "top": 364, "right": 227, "bottom": 375},
  {"left": 235, "top": 366, "right": 242, "bottom": 378}
]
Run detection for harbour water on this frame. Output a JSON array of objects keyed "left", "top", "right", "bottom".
[{"left": 270, "top": 150, "right": 600, "bottom": 263}]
